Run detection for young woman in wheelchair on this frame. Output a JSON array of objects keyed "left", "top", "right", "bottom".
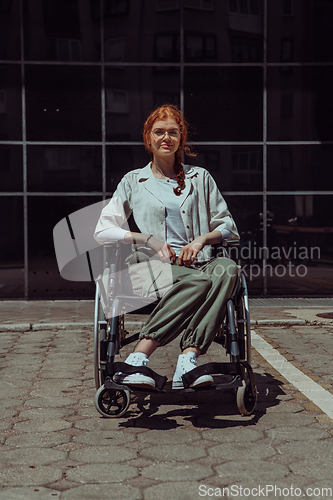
[{"left": 94, "top": 104, "right": 240, "bottom": 390}]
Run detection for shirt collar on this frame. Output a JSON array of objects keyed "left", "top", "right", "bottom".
[{"left": 138, "top": 162, "right": 197, "bottom": 182}]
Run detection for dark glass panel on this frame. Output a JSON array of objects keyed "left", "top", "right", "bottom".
[
  {"left": 0, "top": 145, "right": 22, "bottom": 191},
  {"left": 267, "top": 66, "right": 333, "bottom": 141},
  {"left": 0, "top": 0, "right": 20, "bottom": 60},
  {"left": 105, "top": 67, "right": 180, "bottom": 141},
  {"left": 266, "top": 195, "right": 333, "bottom": 296},
  {"left": 103, "top": 0, "right": 180, "bottom": 62},
  {"left": 154, "top": 32, "right": 180, "bottom": 63},
  {"left": 268, "top": 145, "right": 333, "bottom": 192},
  {"left": 25, "top": 65, "right": 101, "bottom": 141},
  {"left": 184, "top": 0, "right": 263, "bottom": 63},
  {"left": 27, "top": 145, "right": 102, "bottom": 192},
  {"left": 106, "top": 145, "right": 150, "bottom": 193},
  {"left": 0, "top": 196, "right": 24, "bottom": 298},
  {"left": 192, "top": 145, "right": 263, "bottom": 192},
  {"left": 267, "top": 194, "right": 333, "bottom": 230},
  {"left": 226, "top": 194, "right": 264, "bottom": 296},
  {"left": 268, "top": 0, "right": 333, "bottom": 63},
  {"left": 184, "top": 67, "right": 263, "bottom": 141},
  {"left": 23, "top": 0, "right": 101, "bottom": 61},
  {"left": 0, "top": 64, "right": 21, "bottom": 140},
  {"left": 28, "top": 196, "right": 101, "bottom": 299}
]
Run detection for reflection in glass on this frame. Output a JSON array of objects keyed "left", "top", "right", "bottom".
[
  {"left": 105, "top": 37, "right": 126, "bottom": 62},
  {"left": 105, "top": 67, "right": 180, "bottom": 141},
  {"left": 266, "top": 195, "right": 333, "bottom": 296},
  {"left": 268, "top": 66, "right": 333, "bottom": 141},
  {"left": 267, "top": 194, "right": 333, "bottom": 230},
  {"left": 184, "top": 0, "right": 262, "bottom": 63},
  {"left": 0, "top": 197, "right": 24, "bottom": 298},
  {"left": 27, "top": 146, "right": 102, "bottom": 192},
  {"left": 184, "top": 0, "right": 214, "bottom": 10},
  {"left": 0, "top": 0, "right": 20, "bottom": 60},
  {"left": 154, "top": 33, "right": 180, "bottom": 62},
  {"left": 282, "top": 0, "right": 294, "bottom": 16},
  {"left": 185, "top": 67, "right": 263, "bottom": 141},
  {"left": 104, "top": 0, "right": 130, "bottom": 16},
  {"left": 106, "top": 146, "right": 150, "bottom": 193},
  {"left": 268, "top": 0, "right": 333, "bottom": 63},
  {"left": 268, "top": 145, "right": 333, "bottom": 192},
  {"left": 28, "top": 196, "right": 101, "bottom": 299},
  {"left": 103, "top": 1, "right": 180, "bottom": 63},
  {"left": 46, "top": 38, "right": 82, "bottom": 61},
  {"left": 185, "top": 33, "right": 217, "bottom": 61},
  {"left": 228, "top": 193, "right": 333, "bottom": 296},
  {"left": 228, "top": 0, "right": 260, "bottom": 15},
  {"left": 0, "top": 65, "right": 21, "bottom": 140},
  {"left": 25, "top": 65, "right": 101, "bottom": 141},
  {"left": 23, "top": 0, "right": 101, "bottom": 61},
  {"left": 193, "top": 146, "right": 263, "bottom": 192},
  {"left": 0, "top": 146, "right": 23, "bottom": 192}
]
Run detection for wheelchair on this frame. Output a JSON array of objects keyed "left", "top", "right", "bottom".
[{"left": 93, "top": 241, "right": 257, "bottom": 419}]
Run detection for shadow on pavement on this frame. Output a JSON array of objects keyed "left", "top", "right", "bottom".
[{"left": 118, "top": 372, "right": 284, "bottom": 430}]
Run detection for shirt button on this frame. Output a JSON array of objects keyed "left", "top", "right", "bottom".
[
  {"left": 182, "top": 210, "right": 185, "bottom": 213},
  {"left": 186, "top": 225, "right": 190, "bottom": 229}
]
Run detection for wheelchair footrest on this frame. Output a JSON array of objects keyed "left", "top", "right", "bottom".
[
  {"left": 182, "top": 362, "right": 243, "bottom": 389},
  {"left": 183, "top": 375, "right": 243, "bottom": 393},
  {"left": 104, "top": 377, "right": 133, "bottom": 392},
  {"left": 107, "top": 362, "right": 168, "bottom": 391}
]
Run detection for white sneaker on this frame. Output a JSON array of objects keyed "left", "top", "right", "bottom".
[
  {"left": 172, "top": 352, "right": 214, "bottom": 390},
  {"left": 113, "top": 352, "right": 155, "bottom": 389}
]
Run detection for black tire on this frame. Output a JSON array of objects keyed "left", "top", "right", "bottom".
[{"left": 94, "top": 385, "right": 130, "bottom": 418}]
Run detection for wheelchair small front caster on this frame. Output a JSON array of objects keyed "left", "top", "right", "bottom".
[
  {"left": 236, "top": 379, "right": 257, "bottom": 416},
  {"left": 94, "top": 385, "right": 130, "bottom": 418}
]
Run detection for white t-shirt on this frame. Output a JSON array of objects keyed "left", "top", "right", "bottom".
[
  {"left": 156, "top": 178, "right": 232, "bottom": 256},
  {"left": 156, "top": 178, "right": 188, "bottom": 256}
]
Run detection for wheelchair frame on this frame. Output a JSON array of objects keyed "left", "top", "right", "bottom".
[{"left": 93, "top": 242, "right": 257, "bottom": 418}]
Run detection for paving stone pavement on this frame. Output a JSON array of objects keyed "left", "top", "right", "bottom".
[{"left": 1, "top": 312, "right": 333, "bottom": 500}]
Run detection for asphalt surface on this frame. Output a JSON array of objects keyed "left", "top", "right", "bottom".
[{"left": 0, "top": 299, "right": 333, "bottom": 500}]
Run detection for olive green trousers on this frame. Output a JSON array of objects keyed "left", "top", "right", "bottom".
[{"left": 127, "top": 250, "right": 239, "bottom": 355}]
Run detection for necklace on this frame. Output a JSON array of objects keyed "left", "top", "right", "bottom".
[{"left": 152, "top": 162, "right": 176, "bottom": 181}]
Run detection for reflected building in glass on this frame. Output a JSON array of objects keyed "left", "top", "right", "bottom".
[{"left": 0, "top": 0, "right": 332, "bottom": 298}]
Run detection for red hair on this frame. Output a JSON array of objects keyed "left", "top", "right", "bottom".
[{"left": 143, "top": 104, "right": 196, "bottom": 196}]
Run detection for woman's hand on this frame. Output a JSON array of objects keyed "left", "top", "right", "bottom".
[
  {"left": 147, "top": 236, "right": 176, "bottom": 263},
  {"left": 178, "top": 236, "right": 206, "bottom": 267}
]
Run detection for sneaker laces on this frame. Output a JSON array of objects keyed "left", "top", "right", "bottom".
[
  {"left": 180, "top": 353, "right": 197, "bottom": 374},
  {"left": 125, "top": 353, "right": 149, "bottom": 367}
]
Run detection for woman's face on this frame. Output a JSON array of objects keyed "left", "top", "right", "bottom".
[{"left": 150, "top": 117, "right": 181, "bottom": 161}]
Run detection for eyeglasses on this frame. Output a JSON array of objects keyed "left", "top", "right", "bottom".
[{"left": 151, "top": 128, "right": 181, "bottom": 140}]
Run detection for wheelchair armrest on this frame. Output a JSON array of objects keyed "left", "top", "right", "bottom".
[
  {"left": 102, "top": 241, "right": 132, "bottom": 269},
  {"left": 222, "top": 239, "right": 240, "bottom": 248}
]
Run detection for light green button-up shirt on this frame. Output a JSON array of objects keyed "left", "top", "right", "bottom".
[{"left": 94, "top": 163, "right": 239, "bottom": 262}]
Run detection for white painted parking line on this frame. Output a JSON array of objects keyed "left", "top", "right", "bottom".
[{"left": 251, "top": 330, "right": 333, "bottom": 420}]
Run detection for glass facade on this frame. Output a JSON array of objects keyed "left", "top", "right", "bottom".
[{"left": 1, "top": 0, "right": 333, "bottom": 299}]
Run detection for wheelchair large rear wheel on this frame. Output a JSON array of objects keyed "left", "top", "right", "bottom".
[
  {"left": 94, "top": 385, "right": 130, "bottom": 418},
  {"left": 93, "top": 285, "right": 107, "bottom": 390}
]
